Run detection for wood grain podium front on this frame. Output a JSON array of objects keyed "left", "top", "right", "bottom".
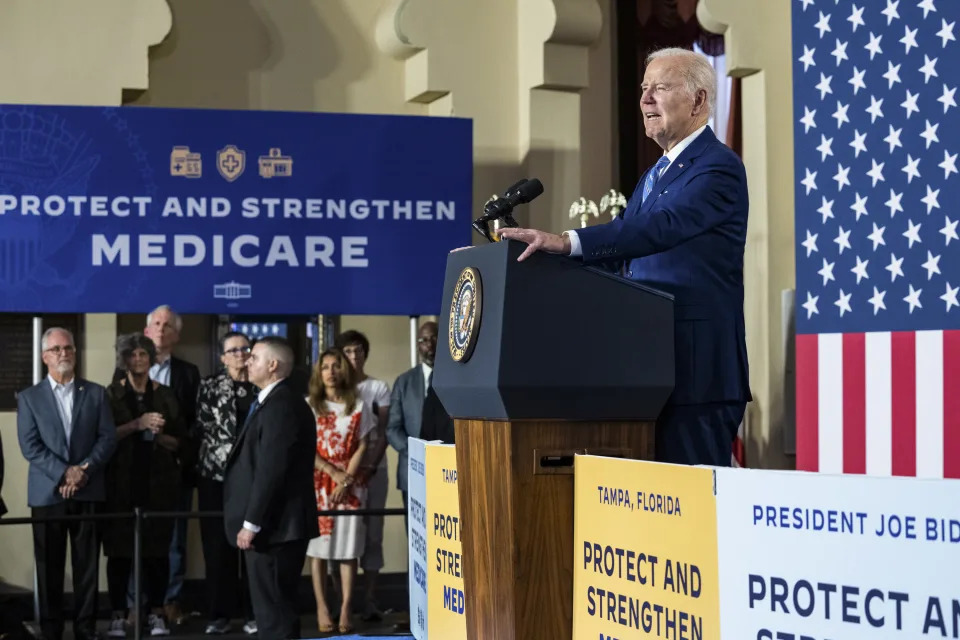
[{"left": 434, "top": 240, "right": 674, "bottom": 640}]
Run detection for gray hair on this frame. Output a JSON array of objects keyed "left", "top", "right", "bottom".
[
  {"left": 41, "top": 327, "right": 75, "bottom": 351},
  {"left": 255, "top": 336, "right": 294, "bottom": 378},
  {"left": 146, "top": 304, "right": 182, "bottom": 333},
  {"left": 115, "top": 332, "right": 157, "bottom": 371},
  {"left": 646, "top": 47, "right": 717, "bottom": 118}
]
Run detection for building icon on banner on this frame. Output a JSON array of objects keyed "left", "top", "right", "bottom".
[
  {"left": 214, "top": 281, "right": 252, "bottom": 300},
  {"left": 258, "top": 148, "right": 293, "bottom": 178}
]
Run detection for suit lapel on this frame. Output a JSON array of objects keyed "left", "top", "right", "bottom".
[
  {"left": 71, "top": 379, "right": 85, "bottom": 427},
  {"left": 228, "top": 382, "right": 278, "bottom": 467},
  {"left": 640, "top": 126, "right": 717, "bottom": 214},
  {"left": 414, "top": 366, "right": 425, "bottom": 407},
  {"left": 169, "top": 357, "right": 181, "bottom": 394}
]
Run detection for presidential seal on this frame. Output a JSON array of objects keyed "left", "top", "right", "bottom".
[{"left": 449, "top": 267, "right": 482, "bottom": 362}]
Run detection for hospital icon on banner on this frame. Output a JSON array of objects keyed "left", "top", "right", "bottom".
[
  {"left": 259, "top": 148, "right": 293, "bottom": 178},
  {"left": 170, "top": 146, "right": 202, "bottom": 178},
  {"left": 217, "top": 145, "right": 246, "bottom": 182}
]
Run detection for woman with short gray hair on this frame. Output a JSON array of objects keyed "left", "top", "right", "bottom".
[{"left": 102, "top": 333, "right": 186, "bottom": 637}]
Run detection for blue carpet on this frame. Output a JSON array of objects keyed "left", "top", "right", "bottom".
[{"left": 317, "top": 636, "right": 412, "bottom": 640}]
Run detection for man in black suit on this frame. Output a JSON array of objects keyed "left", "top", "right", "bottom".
[
  {"left": 17, "top": 327, "right": 116, "bottom": 640},
  {"left": 223, "top": 337, "right": 317, "bottom": 640}
]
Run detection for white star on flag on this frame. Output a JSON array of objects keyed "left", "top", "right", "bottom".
[
  {"left": 881, "top": 0, "right": 900, "bottom": 26},
  {"left": 849, "top": 66, "right": 867, "bottom": 94},
  {"left": 904, "top": 284, "right": 923, "bottom": 313},
  {"left": 867, "top": 222, "right": 886, "bottom": 250},
  {"left": 903, "top": 219, "right": 922, "bottom": 248},
  {"left": 866, "top": 160, "right": 885, "bottom": 187},
  {"left": 922, "top": 250, "right": 942, "bottom": 279},
  {"left": 802, "top": 230, "right": 819, "bottom": 256},
  {"left": 802, "top": 292, "right": 820, "bottom": 318},
  {"left": 937, "top": 19, "right": 956, "bottom": 47},
  {"left": 922, "top": 185, "right": 941, "bottom": 213},
  {"left": 851, "top": 255, "right": 869, "bottom": 283},
  {"left": 850, "top": 129, "right": 868, "bottom": 156},
  {"left": 918, "top": 0, "right": 937, "bottom": 20},
  {"left": 939, "top": 149, "right": 958, "bottom": 178},
  {"left": 851, "top": 192, "right": 869, "bottom": 219},
  {"left": 868, "top": 286, "right": 887, "bottom": 314},
  {"left": 835, "top": 289, "right": 853, "bottom": 316},
  {"left": 941, "top": 282, "right": 959, "bottom": 312},
  {"left": 920, "top": 55, "right": 939, "bottom": 83},
  {"left": 920, "top": 120, "right": 939, "bottom": 148}
]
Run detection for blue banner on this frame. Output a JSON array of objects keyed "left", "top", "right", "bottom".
[{"left": 0, "top": 104, "right": 472, "bottom": 315}]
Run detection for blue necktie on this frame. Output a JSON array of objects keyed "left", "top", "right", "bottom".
[
  {"left": 246, "top": 398, "right": 260, "bottom": 422},
  {"left": 641, "top": 156, "right": 671, "bottom": 204}
]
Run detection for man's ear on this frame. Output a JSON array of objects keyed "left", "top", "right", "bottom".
[{"left": 692, "top": 89, "right": 708, "bottom": 116}]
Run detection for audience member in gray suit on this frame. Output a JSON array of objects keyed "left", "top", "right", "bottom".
[
  {"left": 386, "top": 321, "right": 437, "bottom": 519},
  {"left": 17, "top": 327, "right": 116, "bottom": 640}
]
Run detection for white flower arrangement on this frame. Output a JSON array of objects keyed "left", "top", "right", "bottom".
[
  {"left": 599, "top": 189, "right": 627, "bottom": 219},
  {"left": 569, "top": 189, "right": 627, "bottom": 227},
  {"left": 568, "top": 197, "right": 599, "bottom": 228}
]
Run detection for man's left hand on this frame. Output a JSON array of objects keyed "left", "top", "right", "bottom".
[
  {"left": 237, "top": 528, "right": 256, "bottom": 550},
  {"left": 496, "top": 228, "right": 570, "bottom": 261}
]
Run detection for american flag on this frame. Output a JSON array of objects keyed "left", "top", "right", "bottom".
[{"left": 792, "top": 0, "right": 960, "bottom": 478}]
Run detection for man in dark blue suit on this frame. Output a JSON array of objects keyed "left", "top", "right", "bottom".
[
  {"left": 17, "top": 327, "right": 116, "bottom": 640},
  {"left": 500, "top": 47, "right": 751, "bottom": 467}
]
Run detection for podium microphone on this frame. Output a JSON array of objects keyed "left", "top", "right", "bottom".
[{"left": 472, "top": 178, "right": 544, "bottom": 242}]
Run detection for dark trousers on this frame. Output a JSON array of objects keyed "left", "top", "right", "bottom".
[
  {"left": 244, "top": 540, "right": 308, "bottom": 640},
  {"left": 107, "top": 556, "right": 168, "bottom": 612},
  {"left": 31, "top": 501, "right": 100, "bottom": 640},
  {"left": 654, "top": 401, "right": 746, "bottom": 466},
  {"left": 198, "top": 477, "right": 253, "bottom": 621}
]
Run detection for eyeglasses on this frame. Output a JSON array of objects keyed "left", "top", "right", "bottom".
[
  {"left": 44, "top": 345, "right": 76, "bottom": 356},
  {"left": 224, "top": 346, "right": 251, "bottom": 356},
  {"left": 417, "top": 336, "right": 437, "bottom": 344}
]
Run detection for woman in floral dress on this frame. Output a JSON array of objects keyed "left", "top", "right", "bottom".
[{"left": 305, "top": 348, "right": 375, "bottom": 634}]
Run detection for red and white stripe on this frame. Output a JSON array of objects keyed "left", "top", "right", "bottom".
[{"left": 796, "top": 330, "right": 960, "bottom": 479}]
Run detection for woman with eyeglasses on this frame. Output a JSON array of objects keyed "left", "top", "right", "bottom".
[{"left": 194, "top": 331, "right": 258, "bottom": 636}]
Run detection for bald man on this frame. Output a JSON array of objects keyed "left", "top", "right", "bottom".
[{"left": 223, "top": 337, "right": 317, "bottom": 640}]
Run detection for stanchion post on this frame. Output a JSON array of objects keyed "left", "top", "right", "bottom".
[
  {"left": 32, "top": 316, "right": 42, "bottom": 626},
  {"left": 409, "top": 316, "right": 419, "bottom": 367},
  {"left": 133, "top": 507, "right": 142, "bottom": 640}
]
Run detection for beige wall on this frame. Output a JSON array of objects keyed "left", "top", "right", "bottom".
[
  {"left": 700, "top": 0, "right": 794, "bottom": 469},
  {"left": 0, "top": 0, "right": 617, "bottom": 589}
]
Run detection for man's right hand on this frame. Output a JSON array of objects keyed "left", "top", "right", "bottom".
[{"left": 59, "top": 465, "right": 88, "bottom": 499}]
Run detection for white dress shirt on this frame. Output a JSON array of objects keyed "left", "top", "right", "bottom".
[
  {"left": 149, "top": 356, "right": 172, "bottom": 386},
  {"left": 566, "top": 124, "right": 708, "bottom": 257},
  {"left": 421, "top": 362, "right": 433, "bottom": 395},
  {"left": 48, "top": 375, "right": 75, "bottom": 446},
  {"left": 242, "top": 378, "right": 285, "bottom": 534}
]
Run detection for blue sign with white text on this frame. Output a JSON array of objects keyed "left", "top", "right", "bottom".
[{"left": 0, "top": 104, "right": 472, "bottom": 315}]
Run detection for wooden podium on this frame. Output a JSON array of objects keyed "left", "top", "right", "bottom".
[{"left": 433, "top": 240, "right": 675, "bottom": 640}]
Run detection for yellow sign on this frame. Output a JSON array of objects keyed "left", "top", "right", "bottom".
[
  {"left": 573, "top": 456, "right": 720, "bottom": 640},
  {"left": 424, "top": 443, "right": 467, "bottom": 639}
]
